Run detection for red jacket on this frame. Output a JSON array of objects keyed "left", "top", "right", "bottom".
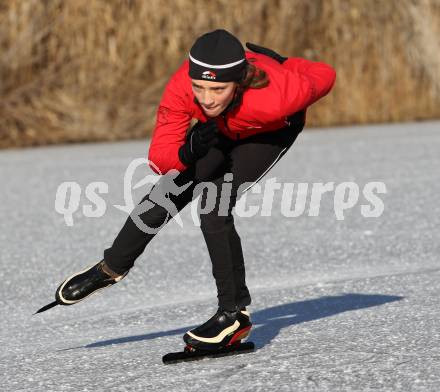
[{"left": 148, "top": 52, "right": 336, "bottom": 174}]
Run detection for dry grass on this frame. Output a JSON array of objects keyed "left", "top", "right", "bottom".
[{"left": 0, "top": 0, "right": 439, "bottom": 149}]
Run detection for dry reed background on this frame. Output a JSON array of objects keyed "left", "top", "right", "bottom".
[{"left": 0, "top": 0, "right": 439, "bottom": 149}]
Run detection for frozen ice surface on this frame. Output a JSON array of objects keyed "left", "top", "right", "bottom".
[{"left": 1, "top": 121, "right": 439, "bottom": 391}]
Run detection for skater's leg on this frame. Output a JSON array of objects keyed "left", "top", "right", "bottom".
[
  {"left": 104, "top": 145, "right": 230, "bottom": 275},
  {"left": 54, "top": 146, "right": 229, "bottom": 307},
  {"left": 182, "top": 119, "right": 304, "bottom": 349},
  {"left": 201, "top": 216, "right": 252, "bottom": 311},
  {"left": 103, "top": 169, "right": 196, "bottom": 274},
  {"left": 199, "top": 122, "right": 304, "bottom": 312},
  {"left": 55, "top": 169, "right": 198, "bottom": 305},
  {"left": 228, "top": 226, "right": 251, "bottom": 310},
  {"left": 209, "top": 119, "right": 305, "bottom": 308},
  {"left": 200, "top": 212, "right": 242, "bottom": 312},
  {"left": 226, "top": 119, "right": 304, "bottom": 305}
]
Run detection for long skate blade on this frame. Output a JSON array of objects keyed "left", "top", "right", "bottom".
[
  {"left": 34, "top": 301, "right": 58, "bottom": 315},
  {"left": 162, "top": 341, "right": 255, "bottom": 365}
]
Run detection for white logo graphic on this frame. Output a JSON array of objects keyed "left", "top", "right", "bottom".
[
  {"left": 54, "top": 157, "right": 388, "bottom": 229},
  {"left": 201, "top": 70, "right": 216, "bottom": 80}
]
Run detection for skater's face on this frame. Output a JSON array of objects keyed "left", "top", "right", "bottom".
[{"left": 191, "top": 80, "right": 237, "bottom": 118}]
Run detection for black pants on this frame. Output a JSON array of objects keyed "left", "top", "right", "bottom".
[{"left": 104, "top": 118, "right": 304, "bottom": 311}]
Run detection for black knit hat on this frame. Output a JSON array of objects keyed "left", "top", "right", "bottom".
[{"left": 189, "top": 29, "right": 247, "bottom": 82}]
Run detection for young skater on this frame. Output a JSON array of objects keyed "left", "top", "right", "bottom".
[{"left": 50, "top": 29, "right": 336, "bottom": 351}]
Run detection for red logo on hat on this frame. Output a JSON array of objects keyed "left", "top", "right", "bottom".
[{"left": 202, "top": 70, "right": 216, "bottom": 80}]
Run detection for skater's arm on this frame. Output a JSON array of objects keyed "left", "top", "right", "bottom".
[
  {"left": 246, "top": 42, "right": 336, "bottom": 116},
  {"left": 281, "top": 57, "right": 336, "bottom": 114},
  {"left": 148, "top": 76, "right": 192, "bottom": 174}
]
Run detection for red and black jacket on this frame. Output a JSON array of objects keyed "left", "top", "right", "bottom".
[{"left": 148, "top": 52, "right": 336, "bottom": 174}]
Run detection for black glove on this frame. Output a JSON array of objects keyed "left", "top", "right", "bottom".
[
  {"left": 178, "top": 120, "right": 219, "bottom": 166},
  {"left": 245, "top": 42, "right": 287, "bottom": 64}
]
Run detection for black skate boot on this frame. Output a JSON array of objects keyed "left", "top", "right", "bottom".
[
  {"left": 183, "top": 308, "right": 252, "bottom": 351},
  {"left": 55, "top": 260, "right": 127, "bottom": 305}
]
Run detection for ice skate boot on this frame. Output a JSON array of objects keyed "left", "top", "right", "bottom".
[
  {"left": 183, "top": 308, "right": 252, "bottom": 352},
  {"left": 55, "top": 259, "right": 127, "bottom": 305}
]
